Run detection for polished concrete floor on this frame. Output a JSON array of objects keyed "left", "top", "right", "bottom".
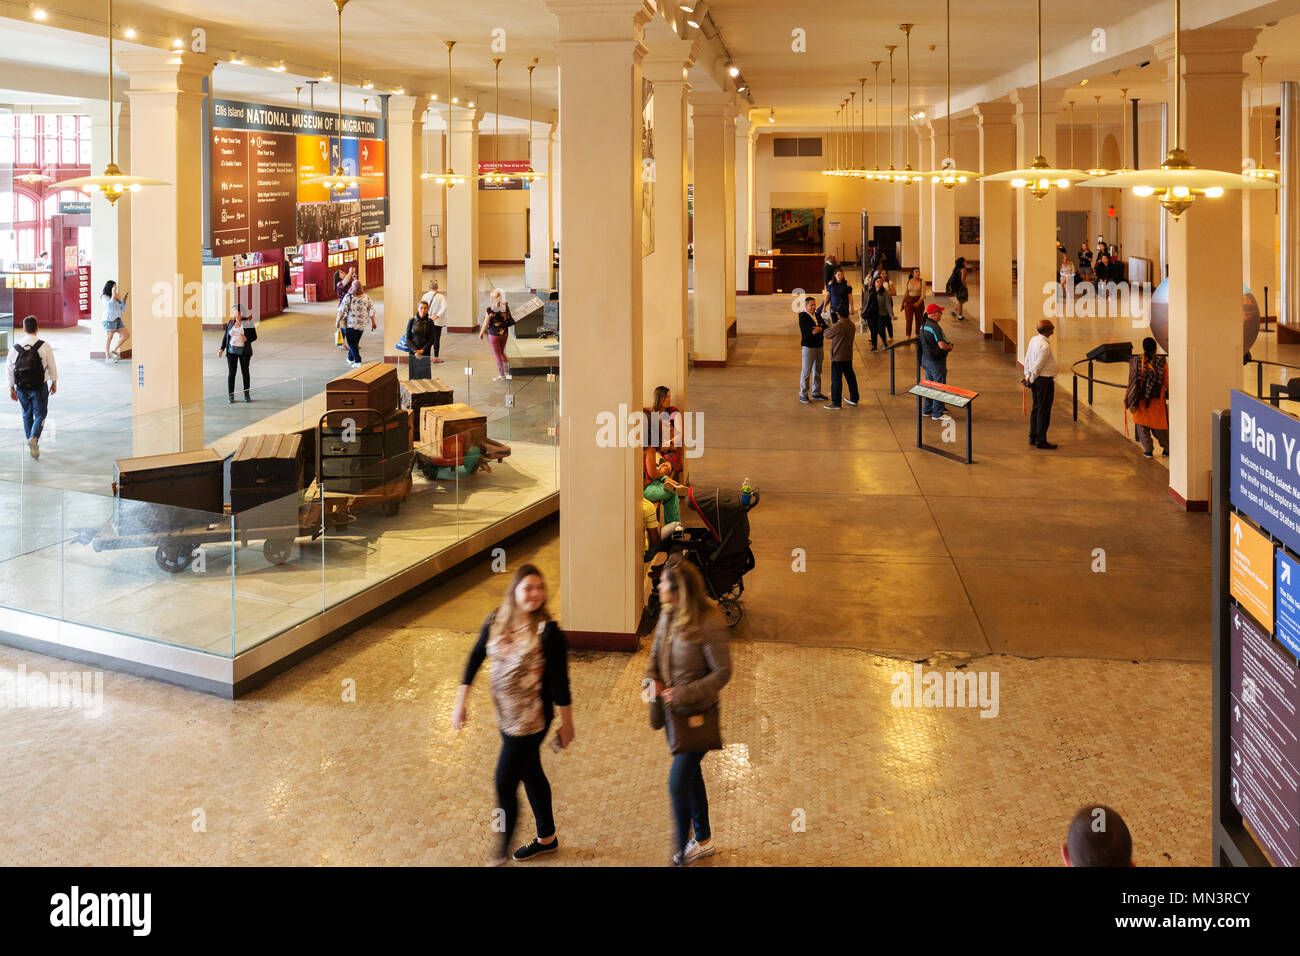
[{"left": 0, "top": 285, "right": 1214, "bottom": 866}]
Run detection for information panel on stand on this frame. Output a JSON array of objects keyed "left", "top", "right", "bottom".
[
  {"left": 209, "top": 98, "right": 387, "bottom": 258},
  {"left": 1223, "top": 390, "right": 1300, "bottom": 866}
]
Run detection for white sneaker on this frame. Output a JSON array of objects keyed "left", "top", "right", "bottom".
[
  {"left": 27, "top": 437, "right": 39, "bottom": 460},
  {"left": 493, "top": 375, "right": 505, "bottom": 382},
  {"left": 673, "top": 837, "right": 716, "bottom": 865}
]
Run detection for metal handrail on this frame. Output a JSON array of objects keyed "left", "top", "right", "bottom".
[
  {"left": 1246, "top": 357, "right": 1300, "bottom": 401},
  {"left": 1069, "top": 356, "right": 1127, "bottom": 422}
]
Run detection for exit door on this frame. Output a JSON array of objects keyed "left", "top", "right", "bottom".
[{"left": 873, "top": 226, "right": 902, "bottom": 270}]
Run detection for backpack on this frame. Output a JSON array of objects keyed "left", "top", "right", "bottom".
[
  {"left": 1125, "top": 355, "right": 1164, "bottom": 410},
  {"left": 13, "top": 340, "right": 45, "bottom": 390}
]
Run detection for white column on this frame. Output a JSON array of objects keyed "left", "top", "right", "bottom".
[
  {"left": 445, "top": 105, "right": 480, "bottom": 331},
  {"left": 976, "top": 101, "right": 1017, "bottom": 337},
  {"left": 917, "top": 125, "right": 932, "bottom": 281},
  {"left": 734, "top": 117, "right": 752, "bottom": 297},
  {"left": 88, "top": 99, "right": 132, "bottom": 356},
  {"left": 382, "top": 95, "right": 424, "bottom": 358},
  {"left": 118, "top": 49, "right": 211, "bottom": 456},
  {"left": 1157, "top": 28, "right": 1258, "bottom": 506},
  {"left": 546, "top": 0, "right": 650, "bottom": 646},
  {"left": 723, "top": 106, "right": 737, "bottom": 334},
  {"left": 1012, "top": 85, "right": 1060, "bottom": 364},
  {"left": 526, "top": 122, "right": 554, "bottom": 290},
  {"left": 642, "top": 42, "right": 694, "bottom": 403},
  {"left": 690, "top": 91, "right": 731, "bottom": 364},
  {"left": 928, "top": 120, "right": 957, "bottom": 290}
]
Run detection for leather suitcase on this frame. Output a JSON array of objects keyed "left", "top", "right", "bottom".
[
  {"left": 285, "top": 422, "right": 317, "bottom": 488},
  {"left": 230, "top": 434, "right": 303, "bottom": 513},
  {"left": 114, "top": 448, "right": 225, "bottom": 532},
  {"left": 327, "top": 361, "right": 399, "bottom": 413},
  {"left": 400, "top": 378, "right": 454, "bottom": 440},
  {"left": 319, "top": 410, "right": 412, "bottom": 492},
  {"left": 420, "top": 403, "right": 487, "bottom": 451}
]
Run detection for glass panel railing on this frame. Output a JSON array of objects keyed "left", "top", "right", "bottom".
[
  {"left": 59, "top": 488, "right": 235, "bottom": 655},
  {"left": 0, "top": 480, "right": 65, "bottom": 619}
]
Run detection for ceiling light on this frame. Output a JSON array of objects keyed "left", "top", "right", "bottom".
[
  {"left": 54, "top": 0, "right": 168, "bottom": 205},
  {"left": 322, "top": 74, "right": 333, "bottom": 81},
  {"left": 33, "top": 8, "right": 47, "bottom": 20},
  {"left": 736, "top": 84, "right": 746, "bottom": 93},
  {"left": 363, "top": 79, "right": 373, "bottom": 89},
  {"left": 123, "top": 27, "right": 135, "bottom": 38},
  {"left": 432, "top": 40, "right": 468, "bottom": 188},
  {"left": 171, "top": 37, "right": 183, "bottom": 49},
  {"left": 984, "top": 0, "right": 1089, "bottom": 197},
  {"left": 430, "top": 93, "right": 438, "bottom": 101},
  {"left": 686, "top": 1, "right": 708, "bottom": 29},
  {"left": 230, "top": 52, "right": 243, "bottom": 64},
  {"left": 394, "top": 87, "right": 405, "bottom": 95},
  {"left": 1079, "top": 78, "right": 1089, "bottom": 86},
  {"left": 301, "top": 0, "right": 381, "bottom": 195},
  {"left": 1080, "top": 0, "right": 1278, "bottom": 217},
  {"left": 679, "top": 3, "right": 694, "bottom": 10},
  {"left": 273, "top": 62, "right": 286, "bottom": 72},
  {"left": 1244, "top": 55, "right": 1279, "bottom": 183},
  {"left": 768, "top": 108, "right": 775, "bottom": 124},
  {"left": 728, "top": 62, "right": 739, "bottom": 78},
  {"left": 467, "top": 100, "right": 475, "bottom": 108}
]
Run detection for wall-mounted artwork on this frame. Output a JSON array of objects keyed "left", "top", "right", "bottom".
[{"left": 771, "top": 207, "right": 824, "bottom": 254}]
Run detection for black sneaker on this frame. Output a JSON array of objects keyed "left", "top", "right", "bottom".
[
  {"left": 845, "top": 398, "right": 858, "bottom": 406},
  {"left": 798, "top": 395, "right": 810, "bottom": 404},
  {"left": 512, "top": 837, "right": 559, "bottom": 861},
  {"left": 823, "top": 403, "right": 841, "bottom": 410},
  {"left": 1036, "top": 441, "right": 1058, "bottom": 450},
  {"left": 812, "top": 393, "right": 829, "bottom": 400}
]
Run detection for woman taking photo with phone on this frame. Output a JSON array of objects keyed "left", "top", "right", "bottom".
[
  {"left": 217, "top": 304, "right": 257, "bottom": 403},
  {"left": 644, "top": 554, "right": 732, "bottom": 866},
  {"left": 453, "top": 564, "right": 574, "bottom": 865},
  {"left": 100, "top": 280, "right": 129, "bottom": 364}
]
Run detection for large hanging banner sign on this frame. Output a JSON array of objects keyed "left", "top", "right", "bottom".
[{"left": 209, "top": 98, "right": 387, "bottom": 257}]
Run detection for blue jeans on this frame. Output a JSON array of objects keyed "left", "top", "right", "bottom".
[
  {"left": 16, "top": 383, "right": 49, "bottom": 440},
  {"left": 343, "top": 327, "right": 363, "bottom": 363},
  {"left": 669, "top": 750, "right": 711, "bottom": 857},
  {"left": 921, "top": 358, "right": 947, "bottom": 416}
]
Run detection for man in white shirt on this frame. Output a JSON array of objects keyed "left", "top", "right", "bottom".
[
  {"left": 6, "top": 315, "right": 58, "bottom": 460},
  {"left": 419, "top": 280, "right": 449, "bottom": 363},
  {"left": 1023, "top": 319, "right": 1059, "bottom": 450}
]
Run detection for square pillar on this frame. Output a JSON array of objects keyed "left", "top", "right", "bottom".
[
  {"left": 445, "top": 105, "right": 480, "bottom": 332},
  {"left": 642, "top": 41, "right": 694, "bottom": 404},
  {"left": 526, "top": 123, "right": 554, "bottom": 290},
  {"left": 1013, "top": 85, "right": 1061, "bottom": 364},
  {"left": 916, "top": 126, "right": 932, "bottom": 281},
  {"left": 734, "top": 118, "right": 752, "bottom": 299},
  {"left": 724, "top": 107, "right": 738, "bottom": 333},
  {"left": 382, "top": 95, "right": 424, "bottom": 359},
  {"left": 928, "top": 121, "right": 957, "bottom": 290},
  {"left": 977, "top": 101, "right": 1017, "bottom": 337},
  {"left": 119, "top": 50, "right": 211, "bottom": 456},
  {"left": 547, "top": 0, "right": 652, "bottom": 647},
  {"left": 88, "top": 99, "right": 132, "bottom": 358},
  {"left": 689, "top": 92, "right": 732, "bottom": 364},
  {"left": 1156, "top": 28, "right": 1258, "bottom": 506}
]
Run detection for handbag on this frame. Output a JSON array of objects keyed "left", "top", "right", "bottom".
[
  {"left": 334, "top": 329, "right": 345, "bottom": 347},
  {"left": 665, "top": 702, "right": 722, "bottom": 755},
  {"left": 395, "top": 332, "right": 410, "bottom": 353}
]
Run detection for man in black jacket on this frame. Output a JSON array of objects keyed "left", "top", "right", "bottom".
[
  {"left": 797, "top": 296, "right": 829, "bottom": 404},
  {"left": 405, "top": 300, "right": 436, "bottom": 380}
]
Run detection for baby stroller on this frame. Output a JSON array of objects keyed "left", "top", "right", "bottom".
[{"left": 644, "top": 486, "right": 759, "bottom": 627}]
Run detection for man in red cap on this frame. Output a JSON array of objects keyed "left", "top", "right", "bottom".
[{"left": 917, "top": 303, "right": 954, "bottom": 420}]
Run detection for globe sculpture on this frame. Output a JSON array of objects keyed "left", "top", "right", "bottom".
[{"left": 1147, "top": 277, "right": 1261, "bottom": 353}]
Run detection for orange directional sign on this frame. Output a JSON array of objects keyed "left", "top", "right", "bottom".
[{"left": 1230, "top": 513, "right": 1275, "bottom": 632}]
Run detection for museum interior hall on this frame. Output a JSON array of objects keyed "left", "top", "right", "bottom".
[{"left": 0, "top": 0, "right": 1298, "bottom": 885}]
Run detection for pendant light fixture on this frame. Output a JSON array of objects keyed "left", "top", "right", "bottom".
[
  {"left": 892, "top": 23, "right": 922, "bottom": 185},
  {"left": 848, "top": 89, "right": 857, "bottom": 175},
  {"left": 515, "top": 59, "right": 547, "bottom": 183},
  {"left": 302, "top": 0, "right": 380, "bottom": 193},
  {"left": 925, "top": 0, "right": 978, "bottom": 188},
  {"left": 54, "top": 0, "right": 168, "bottom": 204},
  {"left": 866, "top": 61, "right": 882, "bottom": 180},
  {"left": 434, "top": 41, "right": 469, "bottom": 187},
  {"left": 479, "top": 58, "right": 510, "bottom": 184},
  {"left": 884, "top": 45, "right": 899, "bottom": 180},
  {"left": 1067, "top": 100, "right": 1076, "bottom": 168},
  {"left": 1244, "top": 56, "right": 1279, "bottom": 184},
  {"left": 1115, "top": 88, "right": 1131, "bottom": 173},
  {"left": 1085, "top": 94, "right": 1110, "bottom": 178},
  {"left": 1080, "top": 0, "right": 1277, "bottom": 217},
  {"left": 983, "top": 0, "right": 1089, "bottom": 198}
]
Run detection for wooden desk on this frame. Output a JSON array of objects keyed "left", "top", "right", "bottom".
[{"left": 747, "top": 253, "right": 824, "bottom": 295}]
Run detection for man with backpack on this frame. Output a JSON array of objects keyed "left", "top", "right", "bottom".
[
  {"left": 1126, "top": 337, "right": 1169, "bottom": 458},
  {"left": 6, "top": 315, "right": 57, "bottom": 460}
]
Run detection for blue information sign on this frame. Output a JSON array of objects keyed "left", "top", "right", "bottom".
[
  {"left": 1275, "top": 548, "right": 1300, "bottom": 661},
  {"left": 1230, "top": 391, "right": 1300, "bottom": 557}
]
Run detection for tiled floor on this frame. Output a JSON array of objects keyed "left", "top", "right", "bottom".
[{"left": 0, "top": 286, "right": 1214, "bottom": 866}]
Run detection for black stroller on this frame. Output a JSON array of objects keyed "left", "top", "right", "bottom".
[{"left": 644, "top": 486, "right": 759, "bottom": 627}]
